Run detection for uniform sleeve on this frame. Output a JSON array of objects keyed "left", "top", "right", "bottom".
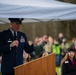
[
  {"left": 23, "top": 34, "right": 36, "bottom": 53},
  {"left": 0, "top": 32, "right": 11, "bottom": 53}
]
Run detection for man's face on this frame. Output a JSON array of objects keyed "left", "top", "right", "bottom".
[{"left": 10, "top": 22, "right": 21, "bottom": 32}]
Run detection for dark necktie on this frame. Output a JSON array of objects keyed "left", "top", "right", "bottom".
[{"left": 14, "top": 32, "right": 17, "bottom": 40}]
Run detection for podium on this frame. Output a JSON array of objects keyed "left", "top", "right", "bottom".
[{"left": 14, "top": 53, "right": 56, "bottom": 75}]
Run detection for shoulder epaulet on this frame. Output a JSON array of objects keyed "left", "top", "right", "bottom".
[
  {"left": 1, "top": 30, "right": 8, "bottom": 33},
  {"left": 0, "top": 30, "right": 8, "bottom": 35},
  {"left": 18, "top": 31, "right": 25, "bottom": 35}
]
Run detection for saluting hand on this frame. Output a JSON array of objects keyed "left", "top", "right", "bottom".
[
  {"left": 10, "top": 40, "right": 19, "bottom": 47},
  {"left": 33, "top": 37, "right": 41, "bottom": 46}
]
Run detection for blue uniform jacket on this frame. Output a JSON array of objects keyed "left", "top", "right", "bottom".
[{"left": 0, "top": 29, "right": 35, "bottom": 73}]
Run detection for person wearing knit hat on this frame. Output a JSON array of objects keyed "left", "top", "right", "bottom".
[
  {"left": 67, "top": 48, "right": 75, "bottom": 52},
  {"left": 61, "top": 47, "right": 76, "bottom": 75}
]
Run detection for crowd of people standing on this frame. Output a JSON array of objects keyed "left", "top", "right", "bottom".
[
  {"left": 0, "top": 18, "right": 76, "bottom": 75},
  {"left": 23, "top": 33, "right": 76, "bottom": 75}
]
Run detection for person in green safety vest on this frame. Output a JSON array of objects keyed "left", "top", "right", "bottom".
[{"left": 52, "top": 38, "right": 61, "bottom": 66}]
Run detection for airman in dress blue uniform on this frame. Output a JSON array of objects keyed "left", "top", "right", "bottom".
[{"left": 0, "top": 18, "right": 38, "bottom": 75}]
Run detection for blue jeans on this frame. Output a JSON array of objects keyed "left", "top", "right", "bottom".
[{"left": 56, "top": 55, "right": 61, "bottom": 66}]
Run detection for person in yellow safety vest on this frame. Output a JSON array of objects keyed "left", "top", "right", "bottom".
[{"left": 52, "top": 38, "right": 61, "bottom": 66}]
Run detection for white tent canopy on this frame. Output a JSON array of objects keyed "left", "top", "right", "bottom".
[{"left": 0, "top": 0, "right": 76, "bottom": 23}]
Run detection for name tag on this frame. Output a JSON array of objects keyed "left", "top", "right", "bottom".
[
  {"left": 7, "top": 40, "right": 12, "bottom": 43},
  {"left": 65, "top": 61, "right": 69, "bottom": 63},
  {"left": 7, "top": 39, "right": 12, "bottom": 43}
]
